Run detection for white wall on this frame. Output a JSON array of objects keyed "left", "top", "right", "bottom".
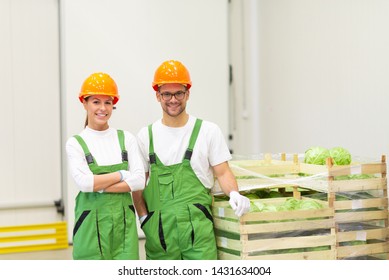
[
  {"left": 60, "top": 0, "right": 229, "bottom": 240},
  {"left": 0, "top": 0, "right": 62, "bottom": 225},
  {"left": 231, "top": 0, "right": 389, "bottom": 161}
]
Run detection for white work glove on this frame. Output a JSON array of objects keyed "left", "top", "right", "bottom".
[
  {"left": 229, "top": 191, "right": 250, "bottom": 217},
  {"left": 139, "top": 215, "right": 147, "bottom": 224}
]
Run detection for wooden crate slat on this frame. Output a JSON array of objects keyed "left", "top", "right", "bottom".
[
  {"left": 240, "top": 218, "right": 334, "bottom": 234},
  {"left": 242, "top": 235, "right": 335, "bottom": 252},
  {"left": 335, "top": 210, "right": 387, "bottom": 223},
  {"left": 212, "top": 206, "right": 237, "bottom": 220},
  {"left": 216, "top": 251, "right": 241, "bottom": 260},
  {"left": 336, "top": 228, "right": 389, "bottom": 243},
  {"left": 329, "top": 163, "right": 386, "bottom": 177},
  {"left": 241, "top": 208, "right": 333, "bottom": 222},
  {"left": 241, "top": 250, "right": 337, "bottom": 260},
  {"left": 337, "top": 242, "right": 389, "bottom": 258},
  {"left": 299, "top": 163, "right": 327, "bottom": 175},
  {"left": 334, "top": 198, "right": 388, "bottom": 211},
  {"left": 213, "top": 218, "right": 241, "bottom": 233},
  {"left": 215, "top": 237, "right": 241, "bottom": 251},
  {"left": 231, "top": 159, "right": 299, "bottom": 174},
  {"left": 329, "top": 178, "right": 386, "bottom": 192}
]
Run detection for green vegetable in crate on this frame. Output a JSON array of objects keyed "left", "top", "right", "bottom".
[
  {"left": 255, "top": 189, "right": 271, "bottom": 198},
  {"left": 349, "top": 174, "right": 375, "bottom": 179},
  {"left": 297, "top": 200, "right": 323, "bottom": 210},
  {"left": 244, "top": 193, "right": 263, "bottom": 212},
  {"left": 250, "top": 201, "right": 266, "bottom": 212},
  {"left": 268, "top": 191, "right": 283, "bottom": 198},
  {"left": 245, "top": 195, "right": 324, "bottom": 213},
  {"left": 329, "top": 147, "right": 351, "bottom": 165},
  {"left": 244, "top": 193, "right": 260, "bottom": 200},
  {"left": 283, "top": 197, "right": 300, "bottom": 210},
  {"left": 262, "top": 204, "right": 278, "bottom": 212},
  {"left": 335, "top": 174, "right": 376, "bottom": 181},
  {"left": 304, "top": 146, "right": 330, "bottom": 165},
  {"left": 282, "top": 198, "right": 323, "bottom": 210}
]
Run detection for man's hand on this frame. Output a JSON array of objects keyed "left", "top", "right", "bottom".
[{"left": 228, "top": 191, "right": 250, "bottom": 217}]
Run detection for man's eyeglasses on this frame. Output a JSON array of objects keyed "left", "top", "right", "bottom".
[{"left": 159, "top": 90, "right": 187, "bottom": 101}]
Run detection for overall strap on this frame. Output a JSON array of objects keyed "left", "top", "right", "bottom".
[
  {"left": 117, "top": 130, "right": 128, "bottom": 162},
  {"left": 148, "top": 124, "right": 156, "bottom": 164},
  {"left": 184, "top": 119, "right": 203, "bottom": 161},
  {"left": 73, "top": 135, "right": 94, "bottom": 165}
]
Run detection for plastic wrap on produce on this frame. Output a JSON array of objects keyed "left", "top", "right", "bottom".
[{"left": 212, "top": 153, "right": 385, "bottom": 195}]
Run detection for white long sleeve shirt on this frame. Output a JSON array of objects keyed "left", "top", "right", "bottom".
[{"left": 66, "top": 127, "right": 145, "bottom": 192}]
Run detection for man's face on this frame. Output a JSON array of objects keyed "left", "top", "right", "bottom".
[{"left": 157, "top": 83, "right": 189, "bottom": 118}]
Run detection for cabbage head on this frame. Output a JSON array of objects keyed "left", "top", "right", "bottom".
[
  {"left": 304, "top": 146, "right": 330, "bottom": 165},
  {"left": 250, "top": 201, "right": 265, "bottom": 212},
  {"left": 297, "top": 200, "right": 323, "bottom": 210},
  {"left": 329, "top": 147, "right": 351, "bottom": 165}
]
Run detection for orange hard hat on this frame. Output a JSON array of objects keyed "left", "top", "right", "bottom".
[
  {"left": 152, "top": 60, "right": 192, "bottom": 91},
  {"left": 79, "top": 72, "right": 119, "bottom": 104}
]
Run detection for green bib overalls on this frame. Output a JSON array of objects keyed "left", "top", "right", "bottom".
[
  {"left": 72, "top": 130, "right": 139, "bottom": 260},
  {"left": 141, "top": 119, "right": 217, "bottom": 260}
]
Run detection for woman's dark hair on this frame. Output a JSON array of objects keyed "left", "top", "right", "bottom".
[{"left": 84, "top": 97, "right": 89, "bottom": 128}]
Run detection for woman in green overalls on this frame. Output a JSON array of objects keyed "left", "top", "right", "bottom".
[
  {"left": 66, "top": 72, "right": 145, "bottom": 260},
  {"left": 133, "top": 60, "right": 250, "bottom": 260}
]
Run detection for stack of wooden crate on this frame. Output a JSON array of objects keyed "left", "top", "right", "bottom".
[
  {"left": 212, "top": 154, "right": 389, "bottom": 260},
  {"left": 325, "top": 156, "right": 388, "bottom": 259}
]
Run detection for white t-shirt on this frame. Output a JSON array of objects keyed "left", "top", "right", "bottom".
[
  {"left": 136, "top": 115, "right": 232, "bottom": 189},
  {"left": 66, "top": 127, "right": 145, "bottom": 192}
]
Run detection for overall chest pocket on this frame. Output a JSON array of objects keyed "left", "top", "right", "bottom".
[{"left": 158, "top": 173, "right": 174, "bottom": 201}]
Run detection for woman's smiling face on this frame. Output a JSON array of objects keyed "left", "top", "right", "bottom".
[{"left": 83, "top": 95, "right": 114, "bottom": 130}]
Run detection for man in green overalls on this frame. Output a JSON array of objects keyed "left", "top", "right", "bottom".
[{"left": 134, "top": 60, "right": 250, "bottom": 260}]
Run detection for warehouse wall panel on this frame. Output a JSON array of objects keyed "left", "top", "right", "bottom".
[
  {"left": 230, "top": 0, "right": 389, "bottom": 160},
  {"left": 0, "top": 0, "right": 62, "bottom": 225}
]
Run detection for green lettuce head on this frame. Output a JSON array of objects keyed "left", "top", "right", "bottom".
[
  {"left": 304, "top": 146, "right": 330, "bottom": 165},
  {"left": 329, "top": 147, "right": 351, "bottom": 165}
]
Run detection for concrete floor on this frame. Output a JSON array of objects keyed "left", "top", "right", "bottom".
[{"left": 0, "top": 238, "right": 146, "bottom": 260}]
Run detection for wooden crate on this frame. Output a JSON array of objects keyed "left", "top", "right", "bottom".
[
  {"left": 212, "top": 197, "right": 336, "bottom": 260},
  {"left": 326, "top": 156, "right": 389, "bottom": 260},
  {"left": 213, "top": 153, "right": 389, "bottom": 259}
]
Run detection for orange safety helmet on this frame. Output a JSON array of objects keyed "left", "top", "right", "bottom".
[
  {"left": 79, "top": 72, "right": 119, "bottom": 104},
  {"left": 152, "top": 60, "right": 192, "bottom": 91}
]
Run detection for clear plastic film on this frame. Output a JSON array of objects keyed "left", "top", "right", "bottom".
[{"left": 212, "top": 153, "right": 389, "bottom": 260}]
